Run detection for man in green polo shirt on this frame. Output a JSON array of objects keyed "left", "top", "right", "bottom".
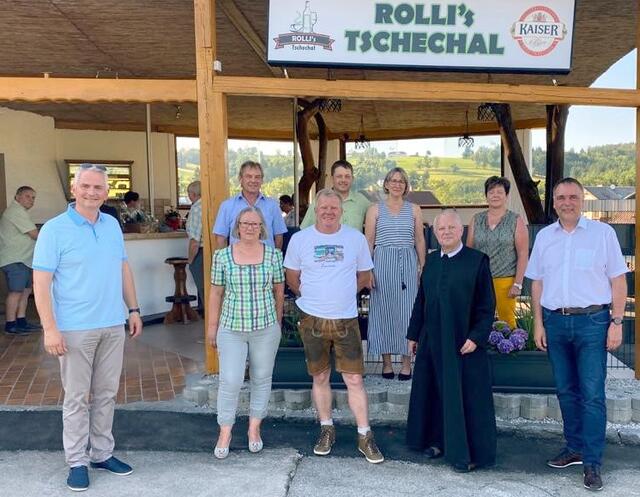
[
  {"left": 0, "top": 186, "right": 41, "bottom": 334},
  {"left": 300, "top": 160, "right": 370, "bottom": 232}
]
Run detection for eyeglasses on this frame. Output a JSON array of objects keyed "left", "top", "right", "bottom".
[
  {"left": 239, "top": 222, "right": 262, "bottom": 229},
  {"left": 387, "top": 179, "right": 406, "bottom": 185},
  {"left": 80, "top": 164, "right": 107, "bottom": 172}
]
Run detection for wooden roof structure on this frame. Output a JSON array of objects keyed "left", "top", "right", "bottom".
[{"left": 0, "top": 0, "right": 637, "bottom": 139}]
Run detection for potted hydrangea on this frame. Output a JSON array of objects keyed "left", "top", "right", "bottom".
[{"left": 486, "top": 304, "right": 556, "bottom": 393}]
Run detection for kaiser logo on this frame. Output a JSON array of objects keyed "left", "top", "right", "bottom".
[
  {"left": 273, "top": 1, "right": 335, "bottom": 52},
  {"left": 511, "top": 6, "right": 567, "bottom": 57}
]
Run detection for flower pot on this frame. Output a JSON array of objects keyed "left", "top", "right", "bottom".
[
  {"left": 489, "top": 350, "right": 556, "bottom": 394},
  {"left": 272, "top": 347, "right": 345, "bottom": 389}
]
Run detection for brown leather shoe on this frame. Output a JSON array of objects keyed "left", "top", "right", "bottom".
[
  {"left": 583, "top": 465, "right": 603, "bottom": 491},
  {"left": 546, "top": 448, "right": 583, "bottom": 468}
]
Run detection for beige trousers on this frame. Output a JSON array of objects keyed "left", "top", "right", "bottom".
[{"left": 59, "top": 325, "right": 125, "bottom": 467}]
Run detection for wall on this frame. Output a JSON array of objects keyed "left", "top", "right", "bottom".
[
  {"left": 0, "top": 107, "right": 67, "bottom": 222},
  {"left": 55, "top": 128, "right": 178, "bottom": 215},
  {"left": 0, "top": 106, "right": 179, "bottom": 222}
]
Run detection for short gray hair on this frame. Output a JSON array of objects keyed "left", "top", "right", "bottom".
[
  {"left": 72, "top": 164, "right": 109, "bottom": 187},
  {"left": 231, "top": 206, "right": 268, "bottom": 240},
  {"left": 187, "top": 180, "right": 201, "bottom": 196},
  {"left": 238, "top": 161, "right": 264, "bottom": 179},
  {"left": 314, "top": 188, "right": 343, "bottom": 207},
  {"left": 434, "top": 208, "right": 462, "bottom": 230}
]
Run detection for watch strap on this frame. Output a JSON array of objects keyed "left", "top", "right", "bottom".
[{"left": 128, "top": 307, "right": 141, "bottom": 314}]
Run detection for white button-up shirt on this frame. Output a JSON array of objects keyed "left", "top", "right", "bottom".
[{"left": 525, "top": 216, "right": 627, "bottom": 310}]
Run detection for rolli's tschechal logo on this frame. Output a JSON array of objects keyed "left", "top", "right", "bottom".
[
  {"left": 511, "top": 5, "right": 568, "bottom": 57},
  {"left": 273, "top": 1, "right": 335, "bottom": 52}
]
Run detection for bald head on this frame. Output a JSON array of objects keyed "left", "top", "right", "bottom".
[{"left": 434, "top": 209, "right": 464, "bottom": 253}]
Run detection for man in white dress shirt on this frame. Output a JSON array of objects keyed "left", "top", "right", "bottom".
[{"left": 526, "top": 177, "right": 627, "bottom": 492}]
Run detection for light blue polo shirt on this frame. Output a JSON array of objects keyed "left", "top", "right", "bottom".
[
  {"left": 213, "top": 192, "right": 287, "bottom": 247},
  {"left": 32, "top": 203, "right": 128, "bottom": 332}
]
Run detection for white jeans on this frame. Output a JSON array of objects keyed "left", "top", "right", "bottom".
[{"left": 216, "top": 323, "right": 281, "bottom": 426}]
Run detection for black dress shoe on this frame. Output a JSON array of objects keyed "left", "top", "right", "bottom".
[
  {"left": 398, "top": 372, "right": 412, "bottom": 381},
  {"left": 583, "top": 465, "right": 603, "bottom": 491},
  {"left": 452, "top": 462, "right": 475, "bottom": 473},
  {"left": 381, "top": 371, "right": 395, "bottom": 380},
  {"left": 424, "top": 447, "right": 443, "bottom": 459}
]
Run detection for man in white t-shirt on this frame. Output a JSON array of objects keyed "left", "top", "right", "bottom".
[{"left": 284, "top": 189, "right": 384, "bottom": 464}]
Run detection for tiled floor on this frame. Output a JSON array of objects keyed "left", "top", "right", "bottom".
[{"left": 0, "top": 324, "right": 203, "bottom": 406}]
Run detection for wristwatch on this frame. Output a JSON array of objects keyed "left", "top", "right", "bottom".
[
  {"left": 128, "top": 307, "right": 141, "bottom": 314},
  {"left": 512, "top": 282, "right": 523, "bottom": 290},
  {"left": 611, "top": 317, "right": 623, "bottom": 325}
]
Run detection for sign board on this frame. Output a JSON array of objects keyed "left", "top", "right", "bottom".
[{"left": 267, "top": 1, "right": 576, "bottom": 73}]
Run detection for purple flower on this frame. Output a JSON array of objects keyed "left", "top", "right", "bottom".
[
  {"left": 488, "top": 330, "right": 504, "bottom": 346},
  {"left": 497, "top": 338, "right": 515, "bottom": 354},
  {"left": 512, "top": 328, "right": 528, "bottom": 339},
  {"left": 509, "top": 333, "right": 526, "bottom": 350}
]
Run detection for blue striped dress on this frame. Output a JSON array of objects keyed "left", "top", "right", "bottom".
[{"left": 367, "top": 201, "right": 419, "bottom": 356}]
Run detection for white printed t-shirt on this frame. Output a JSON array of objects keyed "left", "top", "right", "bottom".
[{"left": 284, "top": 225, "right": 373, "bottom": 319}]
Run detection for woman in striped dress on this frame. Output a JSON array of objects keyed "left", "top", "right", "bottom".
[{"left": 364, "top": 167, "right": 426, "bottom": 380}]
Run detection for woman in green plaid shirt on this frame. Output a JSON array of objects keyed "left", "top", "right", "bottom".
[{"left": 208, "top": 207, "right": 284, "bottom": 459}]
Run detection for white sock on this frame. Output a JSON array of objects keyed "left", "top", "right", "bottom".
[
  {"left": 320, "top": 419, "right": 334, "bottom": 426},
  {"left": 357, "top": 426, "right": 371, "bottom": 436}
]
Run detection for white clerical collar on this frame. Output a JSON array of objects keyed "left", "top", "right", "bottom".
[{"left": 441, "top": 242, "right": 463, "bottom": 258}]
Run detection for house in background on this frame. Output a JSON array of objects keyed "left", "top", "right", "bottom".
[{"left": 583, "top": 185, "right": 635, "bottom": 223}]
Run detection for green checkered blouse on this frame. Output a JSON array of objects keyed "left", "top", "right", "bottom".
[{"left": 211, "top": 245, "right": 284, "bottom": 332}]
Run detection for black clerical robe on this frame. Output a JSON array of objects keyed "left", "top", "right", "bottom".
[{"left": 406, "top": 246, "right": 497, "bottom": 468}]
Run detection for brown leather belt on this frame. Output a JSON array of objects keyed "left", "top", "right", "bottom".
[{"left": 551, "top": 304, "right": 609, "bottom": 316}]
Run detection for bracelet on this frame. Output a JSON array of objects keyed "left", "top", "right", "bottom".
[
  {"left": 128, "top": 307, "right": 141, "bottom": 314},
  {"left": 512, "top": 283, "right": 523, "bottom": 290}
]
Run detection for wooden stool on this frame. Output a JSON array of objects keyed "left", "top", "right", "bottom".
[{"left": 164, "top": 257, "right": 199, "bottom": 324}]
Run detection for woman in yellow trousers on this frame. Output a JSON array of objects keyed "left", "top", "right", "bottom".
[{"left": 467, "top": 176, "right": 529, "bottom": 329}]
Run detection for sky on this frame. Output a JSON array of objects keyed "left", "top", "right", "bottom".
[{"left": 178, "top": 49, "right": 637, "bottom": 157}]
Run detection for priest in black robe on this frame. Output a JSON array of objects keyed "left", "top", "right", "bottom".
[{"left": 406, "top": 209, "right": 496, "bottom": 472}]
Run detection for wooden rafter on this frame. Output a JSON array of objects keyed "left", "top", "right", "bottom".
[
  {"left": 214, "top": 76, "right": 640, "bottom": 107},
  {"left": 217, "top": 0, "right": 284, "bottom": 78}
]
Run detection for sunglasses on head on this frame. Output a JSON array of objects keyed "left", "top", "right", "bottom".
[{"left": 80, "top": 164, "right": 107, "bottom": 171}]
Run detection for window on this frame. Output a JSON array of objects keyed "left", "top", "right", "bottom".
[
  {"left": 66, "top": 160, "right": 133, "bottom": 200},
  {"left": 176, "top": 137, "right": 201, "bottom": 207}
]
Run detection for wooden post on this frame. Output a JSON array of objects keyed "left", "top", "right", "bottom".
[
  {"left": 544, "top": 105, "right": 569, "bottom": 221},
  {"left": 194, "top": 0, "right": 228, "bottom": 374},
  {"left": 635, "top": 2, "right": 640, "bottom": 379}
]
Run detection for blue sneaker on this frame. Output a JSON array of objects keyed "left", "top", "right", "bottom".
[
  {"left": 16, "top": 321, "right": 42, "bottom": 332},
  {"left": 67, "top": 466, "right": 89, "bottom": 492},
  {"left": 90, "top": 456, "right": 133, "bottom": 475}
]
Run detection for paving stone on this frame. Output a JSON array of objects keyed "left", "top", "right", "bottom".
[
  {"left": 187, "top": 385, "right": 209, "bottom": 406},
  {"left": 546, "top": 406, "right": 563, "bottom": 422},
  {"left": 495, "top": 405, "right": 520, "bottom": 420},
  {"left": 366, "top": 388, "right": 387, "bottom": 405},
  {"left": 237, "top": 389, "right": 250, "bottom": 410},
  {"left": 608, "top": 408, "right": 632, "bottom": 424},
  {"left": 607, "top": 397, "right": 632, "bottom": 410},
  {"left": 208, "top": 385, "right": 218, "bottom": 404},
  {"left": 334, "top": 389, "right": 349, "bottom": 410},
  {"left": 284, "top": 389, "right": 311, "bottom": 410},
  {"left": 632, "top": 409, "right": 640, "bottom": 423},
  {"left": 547, "top": 395, "right": 559, "bottom": 408},
  {"left": 270, "top": 389, "right": 284, "bottom": 405},
  {"left": 519, "top": 395, "right": 548, "bottom": 420},
  {"left": 493, "top": 393, "right": 521, "bottom": 409},
  {"left": 618, "top": 427, "right": 640, "bottom": 446},
  {"left": 387, "top": 390, "right": 411, "bottom": 406},
  {"left": 631, "top": 397, "right": 640, "bottom": 410}
]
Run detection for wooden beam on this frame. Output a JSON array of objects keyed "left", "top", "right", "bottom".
[
  {"left": 0, "top": 77, "right": 196, "bottom": 103},
  {"left": 214, "top": 76, "right": 640, "bottom": 107},
  {"left": 544, "top": 105, "right": 568, "bottom": 221},
  {"left": 218, "top": 0, "right": 284, "bottom": 78},
  {"left": 194, "top": 0, "right": 224, "bottom": 374}
]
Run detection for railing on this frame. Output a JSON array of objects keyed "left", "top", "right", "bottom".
[{"left": 284, "top": 224, "right": 636, "bottom": 375}]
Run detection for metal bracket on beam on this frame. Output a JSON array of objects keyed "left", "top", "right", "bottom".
[{"left": 213, "top": 60, "right": 223, "bottom": 73}]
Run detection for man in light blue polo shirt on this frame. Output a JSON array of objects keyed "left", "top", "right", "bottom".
[
  {"left": 33, "top": 165, "right": 143, "bottom": 492},
  {"left": 213, "top": 160, "right": 287, "bottom": 249}
]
